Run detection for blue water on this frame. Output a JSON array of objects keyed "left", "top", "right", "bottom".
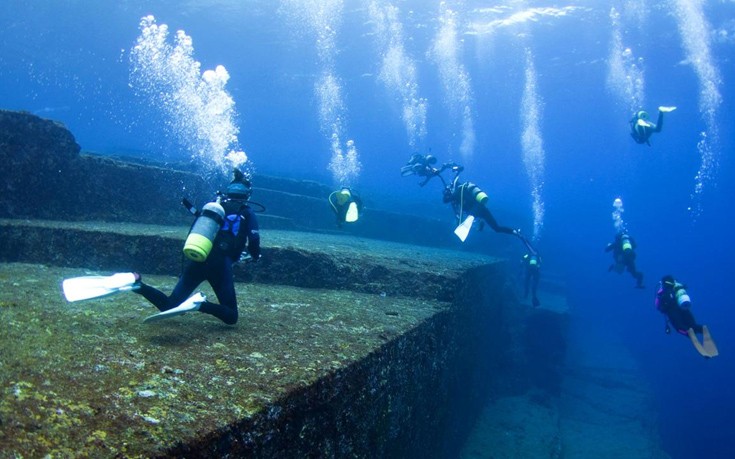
[{"left": 1, "top": 1, "right": 734, "bottom": 457}]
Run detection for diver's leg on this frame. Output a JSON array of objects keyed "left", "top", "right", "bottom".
[
  {"left": 162, "top": 262, "right": 205, "bottom": 311},
  {"left": 134, "top": 262, "right": 203, "bottom": 312},
  {"left": 200, "top": 258, "right": 239, "bottom": 325},
  {"left": 653, "top": 110, "right": 664, "bottom": 133},
  {"left": 477, "top": 206, "right": 515, "bottom": 235},
  {"left": 134, "top": 283, "right": 170, "bottom": 311}
]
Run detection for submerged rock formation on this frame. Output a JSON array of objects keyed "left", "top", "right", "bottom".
[
  {"left": 0, "top": 229, "right": 528, "bottom": 457},
  {"left": 0, "top": 110, "right": 544, "bottom": 456},
  {"left": 0, "top": 109, "right": 459, "bottom": 249}
]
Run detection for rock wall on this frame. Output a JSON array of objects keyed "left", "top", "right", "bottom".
[{"left": 0, "top": 109, "right": 460, "bottom": 249}]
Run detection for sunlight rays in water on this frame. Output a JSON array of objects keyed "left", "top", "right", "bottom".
[
  {"left": 129, "top": 15, "right": 247, "bottom": 176},
  {"left": 280, "top": 0, "right": 361, "bottom": 187},
  {"left": 520, "top": 49, "right": 545, "bottom": 243},
  {"left": 673, "top": 0, "right": 722, "bottom": 217}
]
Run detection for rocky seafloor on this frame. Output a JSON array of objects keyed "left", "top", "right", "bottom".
[
  {"left": 1, "top": 263, "right": 445, "bottom": 457},
  {"left": 0, "top": 222, "right": 524, "bottom": 458}
]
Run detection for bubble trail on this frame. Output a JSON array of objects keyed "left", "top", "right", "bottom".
[
  {"left": 673, "top": 0, "right": 722, "bottom": 216},
  {"left": 129, "top": 15, "right": 247, "bottom": 175},
  {"left": 430, "top": 2, "right": 475, "bottom": 159},
  {"left": 606, "top": 6, "right": 645, "bottom": 114},
  {"left": 368, "top": 0, "right": 427, "bottom": 150},
  {"left": 520, "top": 49, "right": 545, "bottom": 242},
  {"left": 612, "top": 197, "right": 625, "bottom": 233},
  {"left": 281, "top": 0, "right": 360, "bottom": 186}
]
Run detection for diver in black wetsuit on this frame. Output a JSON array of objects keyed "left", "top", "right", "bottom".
[
  {"left": 629, "top": 106, "right": 676, "bottom": 146},
  {"left": 401, "top": 153, "right": 536, "bottom": 254},
  {"left": 605, "top": 230, "right": 644, "bottom": 288},
  {"left": 328, "top": 187, "right": 363, "bottom": 227},
  {"left": 655, "top": 275, "right": 718, "bottom": 358},
  {"left": 134, "top": 169, "right": 261, "bottom": 324},
  {"left": 442, "top": 181, "right": 516, "bottom": 236}
]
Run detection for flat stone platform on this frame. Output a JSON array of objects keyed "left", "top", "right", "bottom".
[
  {"left": 0, "top": 220, "right": 517, "bottom": 458},
  {"left": 0, "top": 219, "right": 493, "bottom": 302}
]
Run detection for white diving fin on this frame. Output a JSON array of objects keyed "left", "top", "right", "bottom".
[
  {"left": 454, "top": 215, "right": 475, "bottom": 242},
  {"left": 62, "top": 273, "right": 139, "bottom": 302},
  {"left": 144, "top": 292, "right": 206, "bottom": 323},
  {"left": 345, "top": 201, "right": 359, "bottom": 223},
  {"left": 658, "top": 106, "right": 677, "bottom": 113}
]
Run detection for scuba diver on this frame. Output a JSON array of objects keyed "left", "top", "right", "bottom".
[
  {"left": 521, "top": 252, "right": 541, "bottom": 307},
  {"left": 328, "top": 187, "right": 363, "bottom": 227},
  {"left": 629, "top": 106, "right": 676, "bottom": 146},
  {"left": 401, "top": 153, "right": 536, "bottom": 254},
  {"left": 132, "top": 168, "right": 261, "bottom": 324},
  {"left": 655, "top": 275, "right": 718, "bottom": 358},
  {"left": 605, "top": 230, "right": 644, "bottom": 289}
]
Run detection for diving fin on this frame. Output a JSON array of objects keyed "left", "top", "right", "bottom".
[
  {"left": 62, "top": 273, "right": 139, "bottom": 302},
  {"left": 658, "top": 106, "right": 677, "bottom": 113},
  {"left": 687, "top": 328, "right": 717, "bottom": 358},
  {"left": 687, "top": 329, "right": 709, "bottom": 357},
  {"left": 702, "top": 326, "right": 719, "bottom": 358},
  {"left": 345, "top": 201, "right": 359, "bottom": 223},
  {"left": 143, "top": 292, "right": 206, "bottom": 323},
  {"left": 454, "top": 215, "right": 475, "bottom": 242}
]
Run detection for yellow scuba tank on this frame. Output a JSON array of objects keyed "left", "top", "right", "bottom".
[
  {"left": 621, "top": 233, "right": 633, "bottom": 251},
  {"left": 335, "top": 188, "right": 351, "bottom": 205},
  {"left": 674, "top": 283, "right": 691, "bottom": 307},
  {"left": 183, "top": 200, "right": 226, "bottom": 262},
  {"left": 464, "top": 183, "right": 488, "bottom": 205}
]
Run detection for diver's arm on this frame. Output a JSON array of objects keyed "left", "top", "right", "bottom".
[{"left": 245, "top": 209, "right": 261, "bottom": 260}]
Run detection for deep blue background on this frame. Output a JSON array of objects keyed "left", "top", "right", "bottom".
[{"left": 1, "top": 1, "right": 733, "bottom": 457}]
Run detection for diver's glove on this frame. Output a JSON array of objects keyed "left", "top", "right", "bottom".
[{"left": 234, "top": 253, "right": 260, "bottom": 265}]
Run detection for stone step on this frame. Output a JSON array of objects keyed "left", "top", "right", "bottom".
[{"left": 0, "top": 218, "right": 497, "bottom": 302}]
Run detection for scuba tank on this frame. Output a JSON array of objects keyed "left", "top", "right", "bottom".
[
  {"left": 183, "top": 199, "right": 226, "bottom": 262},
  {"left": 462, "top": 183, "right": 489, "bottom": 205},
  {"left": 621, "top": 233, "right": 633, "bottom": 251},
  {"left": 528, "top": 254, "right": 539, "bottom": 267},
  {"left": 329, "top": 188, "right": 360, "bottom": 223},
  {"left": 674, "top": 282, "right": 691, "bottom": 307}
]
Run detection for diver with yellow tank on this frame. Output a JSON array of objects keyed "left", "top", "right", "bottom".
[
  {"left": 605, "top": 229, "right": 644, "bottom": 289},
  {"left": 328, "top": 187, "right": 363, "bottom": 227},
  {"left": 401, "top": 153, "right": 536, "bottom": 254},
  {"left": 629, "top": 106, "right": 676, "bottom": 146},
  {"left": 131, "top": 168, "right": 261, "bottom": 324}
]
